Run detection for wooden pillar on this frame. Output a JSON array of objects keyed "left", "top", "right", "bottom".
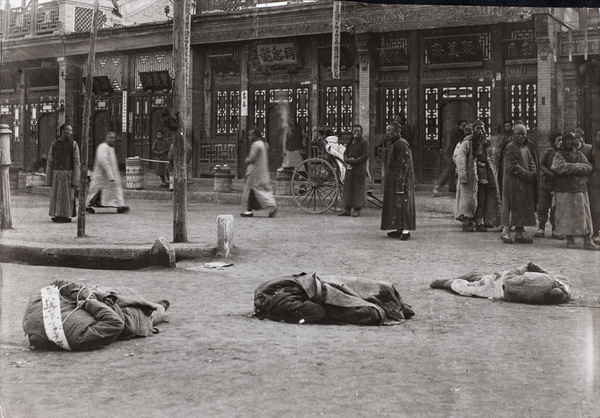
[
  {"left": 77, "top": 0, "right": 99, "bottom": 238},
  {"left": 355, "top": 33, "right": 371, "bottom": 141},
  {"left": 490, "top": 24, "right": 505, "bottom": 134},
  {"left": 407, "top": 30, "right": 420, "bottom": 180},
  {"left": 535, "top": 13, "right": 559, "bottom": 149},
  {"left": 57, "top": 57, "right": 67, "bottom": 126},
  {"left": 238, "top": 45, "right": 249, "bottom": 179},
  {"left": 18, "top": 67, "right": 26, "bottom": 169},
  {"left": 309, "top": 37, "right": 320, "bottom": 158},
  {"left": 172, "top": 0, "right": 190, "bottom": 243}
]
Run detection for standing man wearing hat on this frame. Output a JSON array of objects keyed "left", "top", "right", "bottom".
[
  {"left": 551, "top": 132, "right": 598, "bottom": 250},
  {"left": 453, "top": 119, "right": 501, "bottom": 232},
  {"left": 500, "top": 122, "right": 537, "bottom": 244},
  {"left": 381, "top": 122, "right": 416, "bottom": 240}
]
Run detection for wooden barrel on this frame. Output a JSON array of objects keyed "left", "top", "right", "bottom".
[
  {"left": 214, "top": 165, "right": 234, "bottom": 193},
  {"left": 126, "top": 157, "right": 144, "bottom": 190},
  {"left": 275, "top": 168, "right": 293, "bottom": 195}
]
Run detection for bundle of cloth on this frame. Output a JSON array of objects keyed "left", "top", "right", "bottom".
[
  {"left": 22, "top": 279, "right": 169, "bottom": 351},
  {"left": 254, "top": 272, "right": 414, "bottom": 325},
  {"left": 430, "top": 262, "right": 571, "bottom": 305}
]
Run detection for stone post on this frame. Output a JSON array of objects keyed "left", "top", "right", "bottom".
[
  {"left": 0, "top": 125, "right": 13, "bottom": 229},
  {"left": 216, "top": 215, "right": 234, "bottom": 258}
]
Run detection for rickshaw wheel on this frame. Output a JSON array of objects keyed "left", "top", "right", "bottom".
[{"left": 291, "top": 158, "right": 339, "bottom": 213}]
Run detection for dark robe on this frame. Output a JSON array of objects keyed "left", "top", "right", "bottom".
[
  {"left": 254, "top": 273, "right": 415, "bottom": 325},
  {"left": 381, "top": 136, "right": 416, "bottom": 231},
  {"left": 341, "top": 136, "right": 369, "bottom": 209},
  {"left": 46, "top": 138, "right": 80, "bottom": 218},
  {"left": 501, "top": 141, "right": 537, "bottom": 227}
]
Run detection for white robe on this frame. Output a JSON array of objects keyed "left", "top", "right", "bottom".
[{"left": 86, "top": 142, "right": 125, "bottom": 208}]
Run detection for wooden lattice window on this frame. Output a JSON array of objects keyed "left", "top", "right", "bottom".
[
  {"left": 253, "top": 90, "right": 266, "bottom": 135},
  {"left": 74, "top": 7, "right": 107, "bottom": 32},
  {"left": 424, "top": 87, "right": 440, "bottom": 141},
  {"left": 512, "top": 29, "right": 534, "bottom": 40},
  {"left": 384, "top": 87, "right": 408, "bottom": 125},
  {"left": 476, "top": 85, "right": 491, "bottom": 135},
  {"left": 133, "top": 96, "right": 150, "bottom": 141},
  {"left": 216, "top": 90, "right": 240, "bottom": 134},
  {"left": 324, "top": 85, "right": 353, "bottom": 134},
  {"left": 510, "top": 83, "right": 537, "bottom": 129}
]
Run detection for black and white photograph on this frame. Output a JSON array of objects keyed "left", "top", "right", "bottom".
[{"left": 1, "top": 0, "right": 599, "bottom": 416}]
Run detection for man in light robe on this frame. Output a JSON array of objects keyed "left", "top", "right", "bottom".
[{"left": 86, "top": 131, "right": 130, "bottom": 214}]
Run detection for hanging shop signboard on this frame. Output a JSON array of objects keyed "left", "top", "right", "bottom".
[
  {"left": 424, "top": 35, "right": 482, "bottom": 65},
  {"left": 256, "top": 43, "right": 299, "bottom": 66}
]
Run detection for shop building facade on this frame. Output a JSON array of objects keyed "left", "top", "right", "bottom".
[{"left": 1, "top": 1, "right": 598, "bottom": 182}]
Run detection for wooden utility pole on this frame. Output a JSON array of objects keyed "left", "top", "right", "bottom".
[
  {"left": 172, "top": 0, "right": 189, "bottom": 242},
  {"left": 77, "top": 0, "right": 99, "bottom": 237}
]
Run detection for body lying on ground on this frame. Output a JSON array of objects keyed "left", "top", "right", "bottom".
[
  {"left": 430, "top": 262, "right": 570, "bottom": 305},
  {"left": 22, "top": 279, "right": 169, "bottom": 351},
  {"left": 254, "top": 273, "right": 414, "bottom": 325}
]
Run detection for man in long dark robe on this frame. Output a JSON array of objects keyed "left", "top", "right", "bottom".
[
  {"left": 381, "top": 122, "right": 416, "bottom": 240},
  {"left": 45, "top": 123, "right": 80, "bottom": 223},
  {"left": 339, "top": 124, "right": 369, "bottom": 217},
  {"left": 500, "top": 122, "right": 537, "bottom": 244}
]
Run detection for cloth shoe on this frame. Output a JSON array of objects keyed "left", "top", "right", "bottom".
[
  {"left": 351, "top": 211, "right": 360, "bottom": 217},
  {"left": 240, "top": 212, "right": 254, "bottom": 217},
  {"left": 514, "top": 236, "right": 533, "bottom": 244},
  {"left": 399, "top": 231, "right": 411, "bottom": 241},
  {"left": 117, "top": 206, "right": 130, "bottom": 214},
  {"left": 268, "top": 207, "right": 278, "bottom": 218},
  {"left": 584, "top": 241, "right": 600, "bottom": 251},
  {"left": 475, "top": 224, "right": 487, "bottom": 232},
  {"left": 338, "top": 211, "right": 351, "bottom": 216},
  {"left": 387, "top": 230, "right": 401, "bottom": 238},
  {"left": 552, "top": 232, "right": 565, "bottom": 240},
  {"left": 51, "top": 217, "right": 71, "bottom": 223},
  {"left": 85, "top": 206, "right": 95, "bottom": 214},
  {"left": 534, "top": 229, "right": 545, "bottom": 238},
  {"left": 593, "top": 236, "right": 600, "bottom": 245},
  {"left": 462, "top": 223, "right": 474, "bottom": 232},
  {"left": 501, "top": 234, "right": 513, "bottom": 244}
]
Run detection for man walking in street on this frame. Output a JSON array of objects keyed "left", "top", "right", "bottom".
[
  {"left": 381, "top": 122, "right": 415, "bottom": 240},
  {"left": 500, "top": 122, "right": 537, "bottom": 244},
  {"left": 45, "top": 123, "right": 80, "bottom": 223},
  {"left": 432, "top": 119, "right": 467, "bottom": 196},
  {"left": 240, "top": 127, "right": 277, "bottom": 218},
  {"left": 86, "top": 131, "right": 130, "bottom": 214},
  {"left": 453, "top": 119, "right": 500, "bottom": 232},
  {"left": 339, "top": 124, "right": 369, "bottom": 217}
]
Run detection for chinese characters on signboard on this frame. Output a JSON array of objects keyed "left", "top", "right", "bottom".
[
  {"left": 424, "top": 35, "right": 482, "bottom": 65},
  {"left": 505, "top": 39, "right": 537, "bottom": 60},
  {"left": 240, "top": 90, "right": 248, "bottom": 117},
  {"left": 331, "top": 1, "right": 342, "bottom": 79},
  {"left": 256, "top": 43, "right": 298, "bottom": 66},
  {"left": 122, "top": 91, "right": 127, "bottom": 133}
]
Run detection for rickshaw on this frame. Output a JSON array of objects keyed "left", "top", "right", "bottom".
[{"left": 291, "top": 126, "right": 382, "bottom": 213}]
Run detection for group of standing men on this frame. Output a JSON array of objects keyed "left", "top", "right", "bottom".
[
  {"left": 45, "top": 124, "right": 129, "bottom": 223},
  {"left": 440, "top": 118, "right": 599, "bottom": 250},
  {"left": 336, "top": 121, "right": 416, "bottom": 241}
]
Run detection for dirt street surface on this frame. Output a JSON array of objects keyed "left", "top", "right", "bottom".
[{"left": 1, "top": 194, "right": 599, "bottom": 417}]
